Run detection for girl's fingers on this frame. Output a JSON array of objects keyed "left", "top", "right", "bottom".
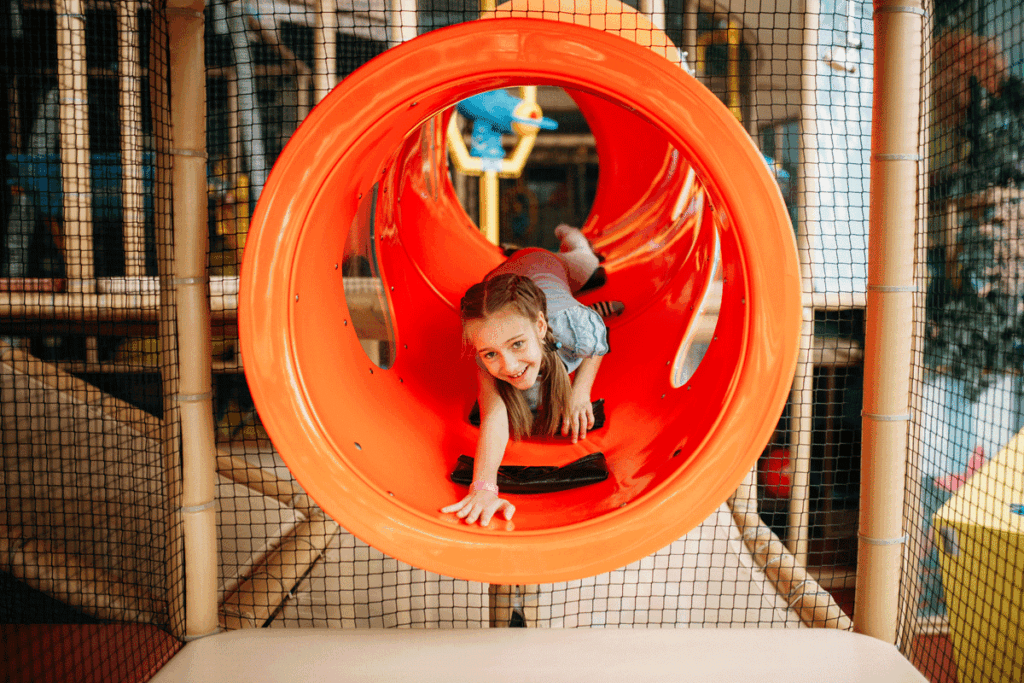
[
  {"left": 483, "top": 499, "right": 517, "bottom": 525},
  {"left": 440, "top": 497, "right": 470, "bottom": 514},
  {"left": 479, "top": 500, "right": 503, "bottom": 526},
  {"left": 444, "top": 496, "right": 516, "bottom": 525}
]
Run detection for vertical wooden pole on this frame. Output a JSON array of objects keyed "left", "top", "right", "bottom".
[
  {"left": 389, "top": 0, "right": 418, "bottom": 47},
  {"left": 228, "top": 79, "right": 239, "bottom": 179},
  {"left": 166, "top": 0, "right": 220, "bottom": 641},
  {"left": 0, "top": 7, "right": 13, "bottom": 254},
  {"left": 854, "top": 0, "right": 923, "bottom": 644},
  {"left": 297, "top": 72, "right": 312, "bottom": 121},
  {"left": 119, "top": 0, "right": 147, "bottom": 278},
  {"left": 638, "top": 0, "right": 666, "bottom": 32},
  {"left": 787, "top": 0, "right": 820, "bottom": 568},
  {"left": 682, "top": 0, "right": 697, "bottom": 73},
  {"left": 314, "top": 0, "right": 338, "bottom": 103},
  {"left": 55, "top": 0, "right": 94, "bottom": 292}
]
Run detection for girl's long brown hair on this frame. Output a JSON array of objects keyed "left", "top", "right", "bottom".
[{"left": 461, "top": 274, "right": 573, "bottom": 440}]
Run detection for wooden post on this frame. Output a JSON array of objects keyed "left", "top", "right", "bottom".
[
  {"left": 166, "top": 0, "right": 220, "bottom": 642},
  {"left": 854, "top": 0, "right": 924, "bottom": 644},
  {"left": 682, "top": 0, "right": 697, "bottom": 74},
  {"left": 119, "top": 0, "right": 147, "bottom": 278},
  {"left": 314, "top": 0, "right": 338, "bottom": 102},
  {"left": 389, "top": 0, "right": 418, "bottom": 47},
  {"left": 228, "top": 79, "right": 239, "bottom": 179},
  {"left": 55, "top": 0, "right": 94, "bottom": 293},
  {"left": 638, "top": 0, "right": 666, "bottom": 32},
  {"left": 787, "top": 0, "right": 821, "bottom": 568}
]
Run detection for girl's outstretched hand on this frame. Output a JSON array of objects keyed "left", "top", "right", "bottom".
[
  {"left": 563, "top": 389, "right": 596, "bottom": 443},
  {"left": 441, "top": 490, "right": 515, "bottom": 527}
]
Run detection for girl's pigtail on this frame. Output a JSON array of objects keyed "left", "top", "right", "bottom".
[{"left": 535, "top": 328, "right": 573, "bottom": 437}]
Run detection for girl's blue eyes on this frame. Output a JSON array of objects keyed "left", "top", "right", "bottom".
[{"left": 482, "top": 340, "right": 525, "bottom": 359}]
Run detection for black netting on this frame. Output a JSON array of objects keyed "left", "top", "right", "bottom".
[
  {"left": 3, "top": 1, "right": 1022, "bottom": 682},
  {"left": 900, "top": 0, "right": 1024, "bottom": 680},
  {"left": 204, "top": 0, "right": 861, "bottom": 637},
  {"left": 2, "top": 0, "right": 181, "bottom": 680}
]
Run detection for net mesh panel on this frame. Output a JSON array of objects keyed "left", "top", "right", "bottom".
[
  {"left": 208, "top": 0, "right": 862, "bottom": 635},
  {"left": 1, "top": 0, "right": 183, "bottom": 679},
  {"left": 899, "top": 0, "right": 1024, "bottom": 680},
  {"left": 2, "top": 1, "right": 1020, "bottom": 682}
]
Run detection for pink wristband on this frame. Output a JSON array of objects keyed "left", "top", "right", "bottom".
[{"left": 470, "top": 481, "right": 499, "bottom": 494}]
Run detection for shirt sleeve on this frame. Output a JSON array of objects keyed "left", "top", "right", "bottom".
[{"left": 549, "top": 304, "right": 610, "bottom": 362}]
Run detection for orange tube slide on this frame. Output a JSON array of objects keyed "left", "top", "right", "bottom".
[{"left": 239, "top": 18, "right": 801, "bottom": 584}]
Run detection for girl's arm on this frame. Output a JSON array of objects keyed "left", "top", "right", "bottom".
[
  {"left": 563, "top": 355, "right": 603, "bottom": 443},
  {"left": 473, "top": 368, "right": 510, "bottom": 483},
  {"left": 440, "top": 368, "right": 516, "bottom": 526}
]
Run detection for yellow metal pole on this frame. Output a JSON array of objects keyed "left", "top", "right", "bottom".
[
  {"left": 854, "top": 0, "right": 924, "bottom": 644},
  {"left": 479, "top": 171, "right": 500, "bottom": 245},
  {"left": 694, "top": 23, "right": 742, "bottom": 122},
  {"left": 448, "top": 86, "right": 544, "bottom": 245},
  {"left": 727, "top": 21, "right": 741, "bottom": 122}
]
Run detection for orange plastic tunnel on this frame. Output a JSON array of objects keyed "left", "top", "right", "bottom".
[{"left": 239, "top": 16, "right": 802, "bottom": 584}]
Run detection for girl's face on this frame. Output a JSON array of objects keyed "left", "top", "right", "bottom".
[{"left": 465, "top": 307, "right": 547, "bottom": 391}]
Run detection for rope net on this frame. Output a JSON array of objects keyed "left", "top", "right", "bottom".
[
  {"left": 0, "top": 1, "right": 1019, "bottom": 682},
  {"left": 202, "top": 0, "right": 863, "bottom": 632},
  {"left": 900, "top": 0, "right": 1024, "bottom": 679},
  {"left": 1, "top": 0, "right": 184, "bottom": 677}
]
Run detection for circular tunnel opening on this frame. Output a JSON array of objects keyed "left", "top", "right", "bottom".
[{"left": 240, "top": 18, "right": 801, "bottom": 583}]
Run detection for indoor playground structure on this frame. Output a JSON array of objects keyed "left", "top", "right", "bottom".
[{"left": 1, "top": 0, "right": 1022, "bottom": 682}]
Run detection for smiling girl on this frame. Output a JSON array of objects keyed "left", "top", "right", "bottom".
[{"left": 441, "top": 225, "right": 611, "bottom": 526}]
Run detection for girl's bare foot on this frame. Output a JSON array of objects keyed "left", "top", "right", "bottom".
[{"left": 555, "top": 223, "right": 592, "bottom": 253}]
